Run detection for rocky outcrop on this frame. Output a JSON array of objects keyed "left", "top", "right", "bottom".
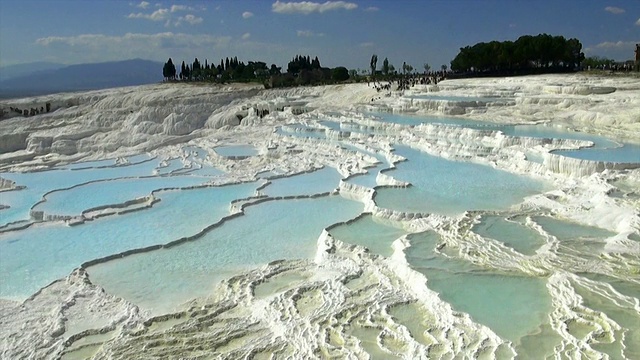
[{"left": 0, "top": 133, "right": 28, "bottom": 153}]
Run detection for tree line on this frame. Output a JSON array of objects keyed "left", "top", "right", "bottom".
[
  {"left": 450, "top": 33, "right": 585, "bottom": 75},
  {"left": 163, "top": 54, "right": 349, "bottom": 88},
  {"left": 162, "top": 34, "right": 614, "bottom": 88}
]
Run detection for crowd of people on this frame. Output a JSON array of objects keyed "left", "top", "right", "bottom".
[
  {"left": 2, "top": 102, "right": 51, "bottom": 119},
  {"left": 368, "top": 71, "right": 448, "bottom": 94}
]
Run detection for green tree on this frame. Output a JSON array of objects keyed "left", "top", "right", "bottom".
[
  {"left": 382, "top": 57, "right": 390, "bottom": 76},
  {"left": 191, "top": 58, "right": 201, "bottom": 80},
  {"left": 423, "top": 63, "right": 431, "bottom": 74},
  {"left": 450, "top": 33, "right": 585, "bottom": 73},
  {"left": 312, "top": 56, "right": 321, "bottom": 69},
  {"left": 370, "top": 54, "right": 378, "bottom": 77},
  {"left": 269, "top": 64, "right": 281, "bottom": 76},
  {"left": 241, "top": 63, "right": 255, "bottom": 80},
  {"left": 184, "top": 64, "right": 191, "bottom": 80},
  {"left": 233, "top": 61, "right": 246, "bottom": 80},
  {"left": 162, "top": 58, "right": 176, "bottom": 80},
  {"left": 565, "top": 38, "right": 585, "bottom": 69},
  {"left": 331, "top": 66, "right": 349, "bottom": 82},
  {"left": 402, "top": 62, "right": 413, "bottom": 74},
  {"left": 582, "top": 56, "right": 615, "bottom": 69}
]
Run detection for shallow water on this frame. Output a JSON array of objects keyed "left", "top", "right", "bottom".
[
  {"left": 375, "top": 146, "right": 547, "bottom": 215},
  {"left": 155, "top": 158, "right": 188, "bottom": 175},
  {"left": 404, "top": 232, "right": 552, "bottom": 348},
  {"left": 87, "top": 196, "right": 364, "bottom": 313},
  {"left": 371, "top": 111, "right": 502, "bottom": 128},
  {"left": 472, "top": 215, "right": 546, "bottom": 255},
  {"left": 533, "top": 216, "right": 615, "bottom": 241},
  {"left": 408, "top": 94, "right": 505, "bottom": 103},
  {"left": 344, "top": 167, "right": 381, "bottom": 188},
  {"left": 571, "top": 276, "right": 640, "bottom": 358},
  {"left": 502, "top": 124, "right": 620, "bottom": 149},
  {"left": 372, "top": 112, "right": 634, "bottom": 162},
  {"left": 35, "top": 175, "right": 209, "bottom": 216},
  {"left": 262, "top": 167, "right": 342, "bottom": 197},
  {"left": 328, "top": 214, "right": 406, "bottom": 257},
  {"left": 426, "top": 270, "right": 551, "bottom": 344},
  {"left": 0, "top": 155, "right": 161, "bottom": 225},
  {"left": 341, "top": 144, "right": 388, "bottom": 189},
  {"left": 276, "top": 124, "right": 327, "bottom": 139},
  {"left": 0, "top": 182, "right": 258, "bottom": 299},
  {"left": 1, "top": 102, "right": 638, "bottom": 359},
  {"left": 552, "top": 142, "right": 640, "bottom": 163},
  {"left": 215, "top": 145, "right": 258, "bottom": 157}
]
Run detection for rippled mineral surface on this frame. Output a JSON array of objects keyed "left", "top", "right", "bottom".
[{"left": 1, "top": 75, "right": 639, "bottom": 359}]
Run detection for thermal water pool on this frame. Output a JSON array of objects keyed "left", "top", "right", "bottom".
[
  {"left": 374, "top": 146, "right": 548, "bottom": 215},
  {"left": 87, "top": 195, "right": 364, "bottom": 313},
  {"left": 339, "top": 144, "right": 388, "bottom": 189},
  {"left": 328, "top": 214, "right": 406, "bottom": 257},
  {"left": 407, "top": 94, "right": 507, "bottom": 103},
  {"left": 471, "top": 215, "right": 547, "bottom": 255},
  {"left": 371, "top": 112, "right": 639, "bottom": 163},
  {"left": 404, "top": 232, "right": 553, "bottom": 355},
  {"left": 371, "top": 111, "right": 497, "bottom": 128},
  {"left": 214, "top": 145, "right": 259, "bottom": 157},
  {"left": 262, "top": 166, "right": 343, "bottom": 197},
  {"left": 569, "top": 276, "right": 640, "bottom": 357},
  {"left": 1, "top": 107, "right": 637, "bottom": 358},
  {"left": 0, "top": 182, "right": 258, "bottom": 300},
  {"left": 0, "top": 155, "right": 161, "bottom": 225},
  {"left": 156, "top": 158, "right": 190, "bottom": 175},
  {"left": 552, "top": 142, "right": 640, "bottom": 163},
  {"left": 61, "top": 154, "right": 153, "bottom": 170},
  {"left": 34, "top": 175, "right": 210, "bottom": 216}
]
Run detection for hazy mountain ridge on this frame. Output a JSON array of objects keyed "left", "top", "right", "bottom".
[
  {"left": 0, "top": 62, "right": 66, "bottom": 82},
  {"left": 0, "top": 59, "right": 163, "bottom": 99}
]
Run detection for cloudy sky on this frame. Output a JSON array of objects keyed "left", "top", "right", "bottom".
[{"left": 1, "top": 0, "right": 638, "bottom": 70}]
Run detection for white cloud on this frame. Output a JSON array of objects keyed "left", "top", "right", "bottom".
[
  {"left": 594, "top": 40, "right": 638, "bottom": 49},
  {"left": 127, "top": 8, "right": 169, "bottom": 21},
  {"left": 35, "top": 33, "right": 231, "bottom": 63},
  {"left": 359, "top": 42, "right": 374, "bottom": 48},
  {"left": 272, "top": 1, "right": 357, "bottom": 14},
  {"left": 636, "top": 18, "right": 640, "bottom": 26},
  {"left": 242, "top": 33, "right": 251, "bottom": 40},
  {"left": 296, "top": 30, "right": 324, "bottom": 37},
  {"left": 604, "top": 6, "right": 625, "bottom": 14},
  {"left": 364, "top": 6, "right": 378, "bottom": 12},
  {"left": 242, "top": 11, "right": 254, "bottom": 19},
  {"left": 171, "top": 5, "right": 191, "bottom": 12},
  {"left": 128, "top": 6, "right": 203, "bottom": 26},
  {"left": 175, "top": 14, "right": 203, "bottom": 26},
  {"left": 137, "top": 1, "right": 150, "bottom": 9},
  {"left": 36, "top": 32, "right": 228, "bottom": 47}
]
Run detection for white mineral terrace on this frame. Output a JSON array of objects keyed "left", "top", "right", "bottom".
[{"left": 0, "top": 74, "right": 639, "bottom": 359}]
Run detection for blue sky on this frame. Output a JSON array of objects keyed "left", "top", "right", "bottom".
[{"left": 1, "top": 0, "right": 638, "bottom": 70}]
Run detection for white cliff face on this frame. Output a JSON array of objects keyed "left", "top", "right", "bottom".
[
  {"left": 1, "top": 75, "right": 638, "bottom": 169},
  {"left": 0, "top": 268, "right": 144, "bottom": 360},
  {"left": 0, "top": 75, "right": 639, "bottom": 359},
  {"left": 0, "top": 83, "right": 263, "bottom": 166}
]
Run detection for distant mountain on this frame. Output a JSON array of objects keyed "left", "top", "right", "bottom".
[
  {"left": 0, "top": 59, "right": 164, "bottom": 99},
  {"left": 0, "top": 62, "right": 65, "bottom": 82}
]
